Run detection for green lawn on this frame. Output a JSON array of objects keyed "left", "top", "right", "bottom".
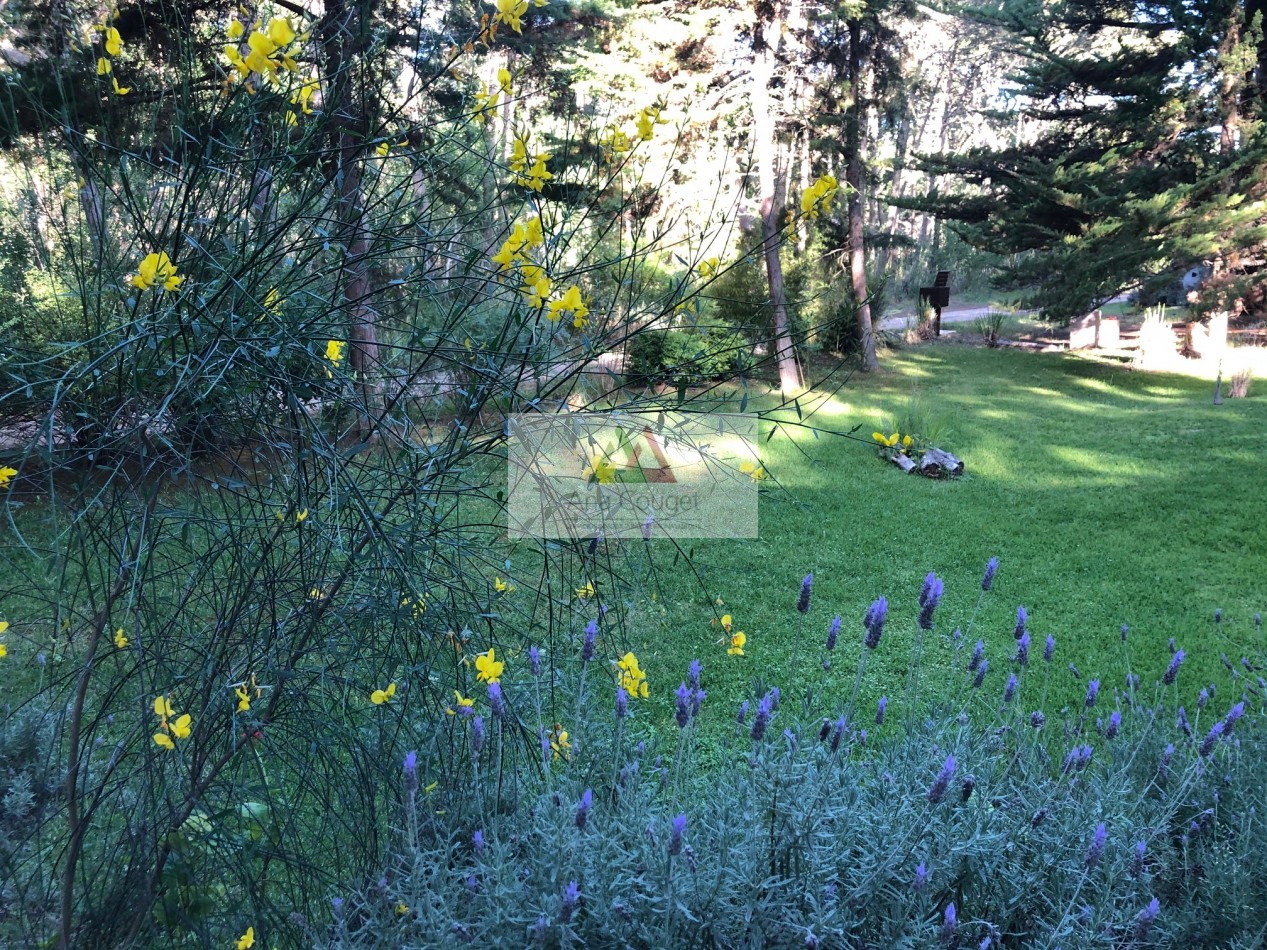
[{"left": 623, "top": 344, "right": 1266, "bottom": 740}]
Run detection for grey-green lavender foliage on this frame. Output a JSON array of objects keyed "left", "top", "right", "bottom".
[{"left": 319, "top": 594, "right": 1267, "bottom": 949}]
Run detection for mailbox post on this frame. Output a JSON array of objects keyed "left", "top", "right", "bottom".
[{"left": 918, "top": 271, "right": 951, "bottom": 337}]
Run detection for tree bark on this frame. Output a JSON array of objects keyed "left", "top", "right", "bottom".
[
  {"left": 848, "top": 19, "right": 879, "bottom": 371},
  {"left": 752, "top": 5, "right": 802, "bottom": 395},
  {"left": 324, "top": 0, "right": 381, "bottom": 438}
]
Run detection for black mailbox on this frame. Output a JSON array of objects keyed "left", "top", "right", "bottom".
[{"left": 918, "top": 272, "right": 951, "bottom": 335}]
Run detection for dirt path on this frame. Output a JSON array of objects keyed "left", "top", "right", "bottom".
[{"left": 878, "top": 305, "right": 1025, "bottom": 332}]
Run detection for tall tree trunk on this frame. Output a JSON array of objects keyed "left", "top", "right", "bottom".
[
  {"left": 752, "top": 4, "right": 801, "bottom": 395},
  {"left": 874, "top": 104, "right": 912, "bottom": 276},
  {"left": 1218, "top": 8, "right": 1243, "bottom": 154},
  {"left": 848, "top": 20, "right": 879, "bottom": 371},
  {"left": 324, "top": 0, "right": 381, "bottom": 438}
]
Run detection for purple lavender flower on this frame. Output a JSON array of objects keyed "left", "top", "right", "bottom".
[
  {"left": 1158, "top": 742, "right": 1175, "bottom": 780},
  {"left": 1215, "top": 608, "right": 1222, "bottom": 624},
  {"left": 472, "top": 716, "right": 485, "bottom": 755},
  {"left": 1069, "top": 662, "right": 1081, "bottom": 678},
  {"left": 928, "top": 753, "right": 956, "bottom": 804},
  {"left": 961, "top": 774, "right": 976, "bottom": 803},
  {"left": 1126, "top": 673, "right": 1140, "bottom": 690},
  {"left": 1078, "top": 745, "right": 1094, "bottom": 770},
  {"left": 968, "top": 640, "right": 984, "bottom": 672},
  {"left": 1014, "top": 605, "right": 1028, "bottom": 639},
  {"left": 826, "top": 615, "right": 841, "bottom": 651},
  {"left": 531, "top": 914, "right": 549, "bottom": 943},
  {"left": 940, "top": 902, "right": 957, "bottom": 943},
  {"left": 819, "top": 720, "right": 832, "bottom": 742},
  {"left": 973, "top": 658, "right": 988, "bottom": 688},
  {"left": 1043, "top": 634, "right": 1055, "bottom": 663},
  {"left": 688, "top": 659, "right": 702, "bottom": 690},
  {"left": 559, "top": 880, "right": 579, "bottom": 923},
  {"left": 751, "top": 692, "right": 774, "bottom": 741},
  {"left": 858, "top": 728, "right": 867, "bottom": 746},
  {"left": 488, "top": 682, "right": 505, "bottom": 720},
  {"left": 913, "top": 861, "right": 929, "bottom": 891},
  {"left": 1169, "top": 637, "right": 1177, "bottom": 654},
  {"left": 1136, "top": 897, "right": 1160, "bottom": 939},
  {"left": 1031, "top": 808, "right": 1047, "bottom": 827},
  {"left": 1105, "top": 710, "right": 1121, "bottom": 740},
  {"left": 581, "top": 620, "right": 597, "bottom": 663},
  {"left": 797, "top": 574, "right": 813, "bottom": 614},
  {"left": 1121, "top": 623, "right": 1129, "bottom": 641},
  {"left": 1201, "top": 720, "right": 1225, "bottom": 757},
  {"left": 1163, "top": 649, "right": 1185, "bottom": 685},
  {"left": 1030, "top": 710, "right": 1046, "bottom": 729},
  {"left": 641, "top": 515, "right": 654, "bottom": 541},
  {"left": 769, "top": 687, "right": 781, "bottom": 711},
  {"left": 918, "top": 573, "right": 944, "bottom": 630},
  {"left": 403, "top": 750, "right": 417, "bottom": 777},
  {"left": 876, "top": 696, "right": 888, "bottom": 726},
  {"left": 1003, "top": 673, "right": 1018, "bottom": 703},
  {"left": 830, "top": 715, "right": 847, "bottom": 753},
  {"left": 1256, "top": 613, "right": 1262, "bottom": 628},
  {"left": 473, "top": 829, "right": 485, "bottom": 854},
  {"left": 736, "top": 700, "right": 749, "bottom": 725},
  {"left": 675, "top": 683, "right": 691, "bottom": 729},
  {"left": 1085, "top": 822, "right": 1107, "bottom": 868},
  {"left": 1224, "top": 702, "right": 1245, "bottom": 735},
  {"left": 576, "top": 789, "right": 593, "bottom": 830},
  {"left": 1015, "top": 632, "right": 1030, "bottom": 666},
  {"left": 1178, "top": 706, "right": 1192, "bottom": 738},
  {"left": 331, "top": 897, "right": 344, "bottom": 915},
  {"left": 981, "top": 557, "right": 998, "bottom": 591},
  {"left": 1129, "top": 840, "right": 1146, "bottom": 878},
  {"left": 864, "top": 596, "right": 888, "bottom": 649},
  {"left": 616, "top": 687, "right": 628, "bottom": 719},
  {"left": 1198, "top": 687, "right": 1210, "bottom": 708},
  {"left": 529, "top": 645, "right": 541, "bottom": 677},
  {"left": 669, "top": 813, "right": 687, "bottom": 856},
  {"left": 690, "top": 687, "right": 705, "bottom": 718},
  {"left": 1085, "top": 679, "right": 1100, "bottom": 708}
]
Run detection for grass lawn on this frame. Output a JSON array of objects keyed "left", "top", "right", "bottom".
[{"left": 623, "top": 343, "right": 1266, "bottom": 744}]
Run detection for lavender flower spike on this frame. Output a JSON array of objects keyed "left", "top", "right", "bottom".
[
  {"left": 675, "top": 683, "right": 691, "bottom": 729},
  {"left": 797, "top": 573, "right": 813, "bottom": 614},
  {"left": 1085, "top": 679, "right": 1100, "bottom": 708},
  {"left": 968, "top": 640, "right": 984, "bottom": 672},
  {"left": 472, "top": 715, "right": 485, "bottom": 755},
  {"left": 940, "top": 903, "right": 957, "bottom": 944},
  {"left": 1105, "top": 710, "right": 1121, "bottom": 740},
  {"left": 826, "top": 615, "right": 841, "bottom": 651},
  {"left": 1224, "top": 701, "right": 1246, "bottom": 735},
  {"left": 751, "top": 691, "right": 774, "bottom": 741},
  {"left": 1014, "top": 605, "right": 1028, "bottom": 639},
  {"left": 928, "top": 753, "right": 956, "bottom": 804},
  {"left": 1163, "top": 649, "right": 1185, "bottom": 685},
  {"left": 1003, "top": 673, "right": 1018, "bottom": 703},
  {"left": 1043, "top": 634, "right": 1055, "bottom": 663},
  {"left": 1085, "top": 822, "right": 1107, "bottom": 869},
  {"left": 973, "top": 658, "right": 989, "bottom": 688},
  {"left": 488, "top": 682, "right": 505, "bottom": 720},
  {"left": 912, "top": 861, "right": 929, "bottom": 891},
  {"left": 688, "top": 659, "right": 702, "bottom": 689},
  {"left": 575, "top": 788, "right": 593, "bottom": 830},
  {"left": 581, "top": 620, "right": 597, "bottom": 663},
  {"left": 1200, "top": 720, "right": 1225, "bottom": 758},
  {"left": 529, "top": 645, "right": 542, "bottom": 677},
  {"left": 981, "top": 556, "right": 998, "bottom": 591},
  {"left": 864, "top": 596, "right": 888, "bottom": 649},
  {"left": 918, "top": 573, "right": 944, "bottom": 630},
  {"left": 1015, "top": 632, "right": 1030, "bottom": 666},
  {"left": 1136, "top": 898, "right": 1160, "bottom": 939},
  {"left": 615, "top": 687, "right": 629, "bottom": 719},
  {"left": 876, "top": 696, "right": 888, "bottom": 726},
  {"left": 668, "top": 813, "right": 687, "bottom": 856}
]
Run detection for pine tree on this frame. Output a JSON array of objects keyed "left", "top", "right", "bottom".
[{"left": 909, "top": 0, "right": 1267, "bottom": 322}]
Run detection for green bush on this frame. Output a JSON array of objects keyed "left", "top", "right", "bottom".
[{"left": 626, "top": 321, "right": 749, "bottom": 386}]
